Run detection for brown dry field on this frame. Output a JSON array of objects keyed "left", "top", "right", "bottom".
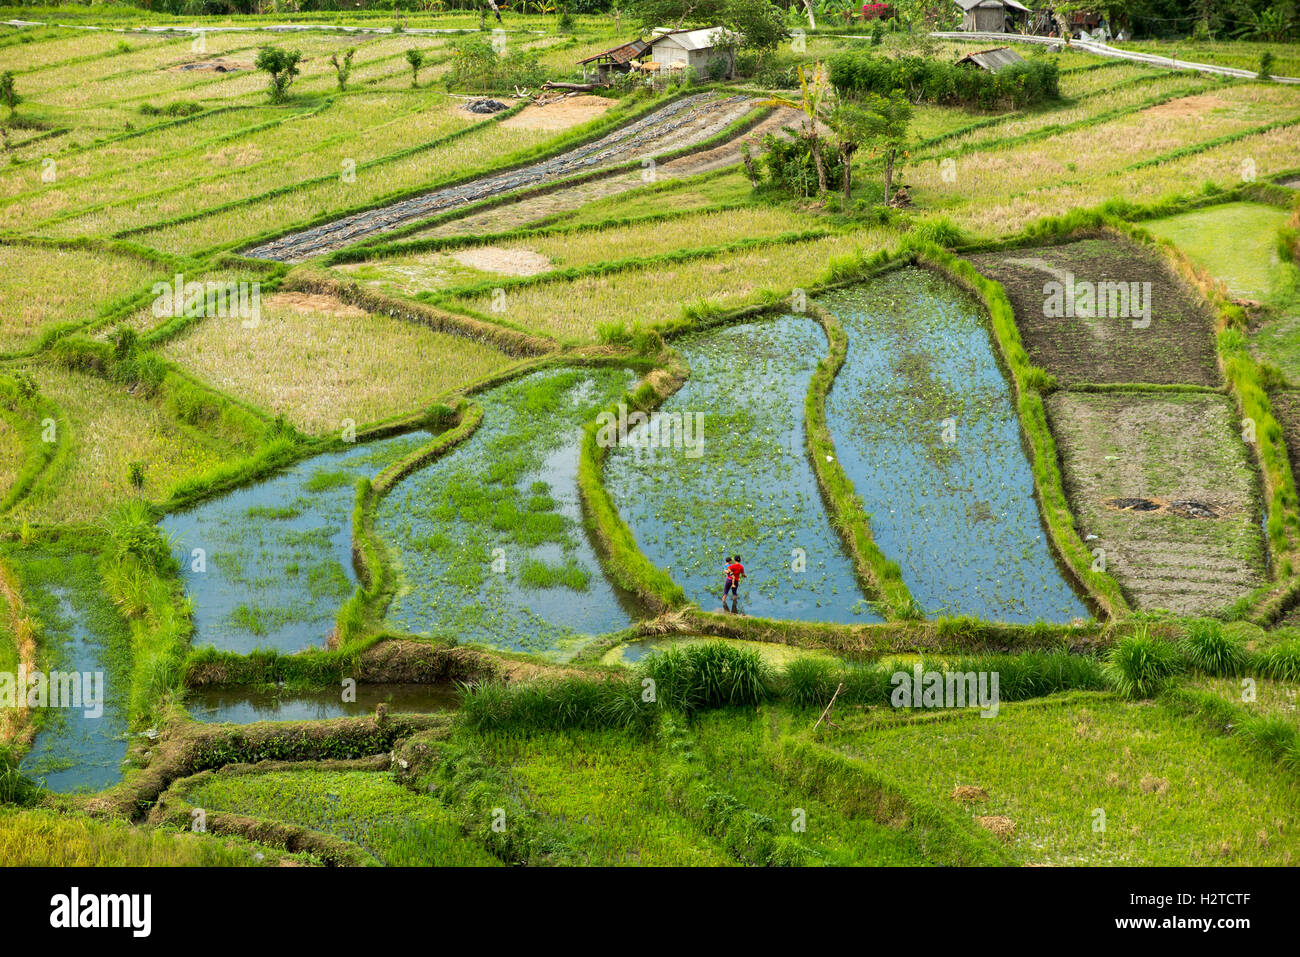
[
  {"left": 968, "top": 238, "right": 1220, "bottom": 386},
  {"left": 1046, "top": 390, "right": 1267, "bottom": 615}
]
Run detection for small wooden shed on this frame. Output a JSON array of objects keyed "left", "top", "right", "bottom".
[
  {"left": 955, "top": 46, "right": 1027, "bottom": 72},
  {"left": 954, "top": 0, "right": 1030, "bottom": 33},
  {"left": 644, "top": 27, "right": 736, "bottom": 79},
  {"left": 577, "top": 39, "right": 649, "bottom": 82}
]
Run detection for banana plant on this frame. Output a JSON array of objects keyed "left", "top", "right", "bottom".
[{"left": 762, "top": 62, "right": 833, "bottom": 195}]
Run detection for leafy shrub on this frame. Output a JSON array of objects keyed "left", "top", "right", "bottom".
[
  {"left": 1179, "top": 619, "right": 1246, "bottom": 677},
  {"left": 828, "top": 50, "right": 1060, "bottom": 109},
  {"left": 1104, "top": 630, "right": 1182, "bottom": 698},
  {"left": 758, "top": 131, "right": 844, "bottom": 198},
  {"left": 139, "top": 101, "right": 204, "bottom": 117}
]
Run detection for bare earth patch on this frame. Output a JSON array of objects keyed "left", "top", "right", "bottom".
[
  {"left": 500, "top": 93, "right": 615, "bottom": 131},
  {"left": 266, "top": 291, "right": 367, "bottom": 320},
  {"left": 968, "top": 238, "right": 1219, "bottom": 386},
  {"left": 450, "top": 246, "right": 552, "bottom": 276},
  {"left": 166, "top": 58, "right": 254, "bottom": 73},
  {"left": 1046, "top": 391, "right": 1266, "bottom": 614},
  {"left": 1141, "top": 93, "right": 1229, "bottom": 118}
]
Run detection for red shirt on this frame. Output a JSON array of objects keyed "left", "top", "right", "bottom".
[{"left": 726, "top": 562, "right": 745, "bottom": 582}]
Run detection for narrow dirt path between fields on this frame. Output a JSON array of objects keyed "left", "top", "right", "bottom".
[{"left": 245, "top": 92, "right": 760, "bottom": 263}]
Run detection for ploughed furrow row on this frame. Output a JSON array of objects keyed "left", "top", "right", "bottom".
[{"left": 245, "top": 92, "right": 758, "bottom": 263}]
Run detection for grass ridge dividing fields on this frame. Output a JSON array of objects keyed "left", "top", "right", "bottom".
[
  {"left": 339, "top": 402, "right": 484, "bottom": 645},
  {"left": 804, "top": 296, "right": 920, "bottom": 621}
]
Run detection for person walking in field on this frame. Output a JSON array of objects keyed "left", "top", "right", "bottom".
[{"left": 724, "top": 554, "right": 745, "bottom": 608}]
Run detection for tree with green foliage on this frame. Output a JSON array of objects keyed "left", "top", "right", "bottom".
[
  {"left": 406, "top": 48, "right": 426, "bottom": 88},
  {"left": 828, "top": 100, "right": 869, "bottom": 201},
  {"left": 0, "top": 72, "right": 18, "bottom": 114},
  {"left": 127, "top": 461, "right": 146, "bottom": 497},
  {"left": 255, "top": 46, "right": 302, "bottom": 104},
  {"left": 628, "top": 0, "right": 788, "bottom": 53},
  {"left": 330, "top": 48, "right": 356, "bottom": 92},
  {"left": 858, "top": 90, "right": 912, "bottom": 204}
]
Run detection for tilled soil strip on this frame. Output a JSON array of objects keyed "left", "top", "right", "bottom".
[{"left": 244, "top": 92, "right": 757, "bottom": 263}]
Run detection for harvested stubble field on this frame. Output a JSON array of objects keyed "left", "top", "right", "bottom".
[
  {"left": 1045, "top": 391, "right": 1266, "bottom": 614},
  {"left": 334, "top": 206, "right": 826, "bottom": 297},
  {"left": 159, "top": 290, "right": 513, "bottom": 434},
  {"left": 0, "top": 243, "right": 158, "bottom": 354},
  {"left": 448, "top": 231, "right": 893, "bottom": 343},
  {"left": 9, "top": 365, "right": 246, "bottom": 524},
  {"left": 824, "top": 693, "right": 1300, "bottom": 865},
  {"left": 967, "top": 238, "right": 1221, "bottom": 386}
]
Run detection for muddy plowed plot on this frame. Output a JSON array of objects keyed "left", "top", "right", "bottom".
[
  {"left": 968, "top": 238, "right": 1219, "bottom": 386},
  {"left": 246, "top": 92, "right": 757, "bottom": 262},
  {"left": 1046, "top": 391, "right": 1266, "bottom": 614}
]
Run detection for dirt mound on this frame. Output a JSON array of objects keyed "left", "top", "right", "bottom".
[
  {"left": 500, "top": 93, "right": 615, "bottom": 131},
  {"left": 976, "top": 815, "right": 1017, "bottom": 842},
  {"left": 265, "top": 291, "right": 366, "bottom": 319},
  {"left": 450, "top": 245, "right": 551, "bottom": 276},
  {"left": 1140, "top": 775, "right": 1169, "bottom": 794},
  {"left": 1103, "top": 496, "right": 1222, "bottom": 518},
  {"left": 168, "top": 58, "right": 253, "bottom": 73},
  {"left": 950, "top": 785, "right": 989, "bottom": 803}
]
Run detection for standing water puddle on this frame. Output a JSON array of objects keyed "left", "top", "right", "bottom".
[
  {"left": 188, "top": 683, "right": 459, "bottom": 723},
  {"left": 378, "top": 367, "right": 641, "bottom": 658},
  {"left": 604, "top": 317, "right": 878, "bottom": 622},
  {"left": 15, "top": 551, "right": 130, "bottom": 793},
  {"left": 821, "top": 268, "right": 1089, "bottom": 622},
  {"left": 163, "top": 432, "right": 432, "bottom": 655}
]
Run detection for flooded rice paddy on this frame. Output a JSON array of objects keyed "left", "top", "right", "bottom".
[
  {"left": 604, "top": 317, "right": 878, "bottom": 622},
  {"left": 821, "top": 268, "right": 1090, "bottom": 623},
  {"left": 163, "top": 432, "right": 431, "bottom": 655},
  {"left": 378, "top": 367, "right": 642, "bottom": 658}
]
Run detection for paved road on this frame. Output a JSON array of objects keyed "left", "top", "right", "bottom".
[
  {"left": 928, "top": 30, "right": 1300, "bottom": 84},
  {"left": 244, "top": 92, "right": 758, "bottom": 262}
]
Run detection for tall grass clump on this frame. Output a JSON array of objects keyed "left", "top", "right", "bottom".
[
  {"left": 1104, "top": 629, "right": 1182, "bottom": 698},
  {"left": 1252, "top": 639, "right": 1300, "bottom": 681},
  {"left": 783, "top": 657, "right": 840, "bottom": 708},
  {"left": 1179, "top": 619, "right": 1246, "bottom": 677},
  {"left": 0, "top": 746, "right": 41, "bottom": 806},
  {"left": 639, "top": 642, "right": 772, "bottom": 713},
  {"left": 458, "top": 677, "right": 654, "bottom": 734}
]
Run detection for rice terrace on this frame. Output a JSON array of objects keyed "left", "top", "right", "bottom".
[{"left": 0, "top": 0, "right": 1299, "bottom": 918}]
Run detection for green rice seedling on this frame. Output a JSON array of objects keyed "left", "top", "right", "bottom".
[
  {"left": 1179, "top": 618, "right": 1247, "bottom": 677},
  {"left": 1104, "top": 629, "right": 1183, "bottom": 699},
  {"left": 1252, "top": 639, "right": 1300, "bottom": 681}
]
